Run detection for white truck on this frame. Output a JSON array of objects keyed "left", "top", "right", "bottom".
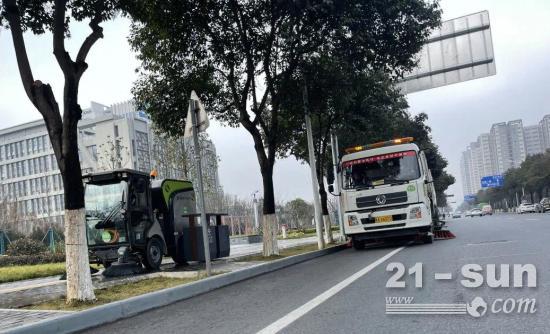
[{"left": 331, "top": 137, "right": 438, "bottom": 250}]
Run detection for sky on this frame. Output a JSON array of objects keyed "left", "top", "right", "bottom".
[{"left": 1, "top": 1, "right": 550, "bottom": 207}]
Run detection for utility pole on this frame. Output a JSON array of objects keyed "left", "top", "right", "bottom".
[
  {"left": 302, "top": 76, "right": 325, "bottom": 250},
  {"left": 190, "top": 98, "right": 212, "bottom": 276},
  {"left": 330, "top": 132, "right": 345, "bottom": 241}
]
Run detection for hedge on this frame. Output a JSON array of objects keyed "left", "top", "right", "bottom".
[{"left": 0, "top": 253, "right": 66, "bottom": 267}]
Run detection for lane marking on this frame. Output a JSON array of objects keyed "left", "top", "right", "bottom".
[
  {"left": 434, "top": 273, "right": 452, "bottom": 280},
  {"left": 256, "top": 246, "right": 406, "bottom": 334}
]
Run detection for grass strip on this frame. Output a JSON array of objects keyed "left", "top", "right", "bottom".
[
  {"left": 23, "top": 276, "right": 199, "bottom": 311},
  {"left": 0, "top": 263, "right": 66, "bottom": 284}
]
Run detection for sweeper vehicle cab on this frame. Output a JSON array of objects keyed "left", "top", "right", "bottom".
[
  {"left": 329, "top": 137, "right": 448, "bottom": 249},
  {"left": 84, "top": 169, "right": 229, "bottom": 274}
]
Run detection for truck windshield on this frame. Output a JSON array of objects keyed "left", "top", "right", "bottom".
[
  {"left": 85, "top": 181, "right": 129, "bottom": 246},
  {"left": 342, "top": 151, "right": 420, "bottom": 190}
]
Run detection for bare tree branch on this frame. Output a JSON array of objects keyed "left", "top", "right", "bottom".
[
  {"left": 76, "top": 15, "right": 104, "bottom": 79},
  {"left": 53, "top": 0, "right": 74, "bottom": 76},
  {"left": 3, "top": 0, "right": 35, "bottom": 101}
]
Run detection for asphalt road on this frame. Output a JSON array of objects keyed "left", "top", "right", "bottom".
[{"left": 85, "top": 213, "right": 550, "bottom": 334}]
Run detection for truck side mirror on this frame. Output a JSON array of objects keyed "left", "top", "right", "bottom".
[{"left": 327, "top": 184, "right": 340, "bottom": 196}]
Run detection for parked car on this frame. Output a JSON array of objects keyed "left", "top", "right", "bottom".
[
  {"left": 452, "top": 211, "right": 462, "bottom": 218},
  {"left": 467, "top": 209, "right": 483, "bottom": 217},
  {"left": 481, "top": 205, "right": 493, "bottom": 216},
  {"left": 534, "top": 203, "right": 544, "bottom": 213},
  {"left": 540, "top": 198, "right": 550, "bottom": 212},
  {"left": 518, "top": 203, "right": 536, "bottom": 214}
]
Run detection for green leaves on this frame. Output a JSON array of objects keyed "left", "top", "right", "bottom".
[{"left": 1, "top": 0, "right": 119, "bottom": 34}]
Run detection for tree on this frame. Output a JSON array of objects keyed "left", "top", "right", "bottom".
[
  {"left": 476, "top": 151, "right": 550, "bottom": 208},
  {"left": 124, "top": 0, "right": 440, "bottom": 255},
  {"left": 1, "top": 0, "right": 119, "bottom": 302},
  {"left": 96, "top": 135, "right": 130, "bottom": 171},
  {"left": 284, "top": 198, "right": 314, "bottom": 229}
]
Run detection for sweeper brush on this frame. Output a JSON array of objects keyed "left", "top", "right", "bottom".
[
  {"left": 102, "top": 261, "right": 144, "bottom": 277},
  {"left": 434, "top": 229, "right": 456, "bottom": 240}
]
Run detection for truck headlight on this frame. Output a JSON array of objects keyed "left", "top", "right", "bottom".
[
  {"left": 348, "top": 215, "right": 359, "bottom": 226},
  {"left": 409, "top": 207, "right": 422, "bottom": 219}
]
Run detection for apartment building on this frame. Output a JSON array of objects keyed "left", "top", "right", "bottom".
[{"left": 460, "top": 115, "right": 550, "bottom": 196}]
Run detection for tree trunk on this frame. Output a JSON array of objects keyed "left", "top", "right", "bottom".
[
  {"left": 261, "top": 163, "right": 279, "bottom": 256},
  {"left": 319, "top": 178, "right": 333, "bottom": 244},
  {"left": 62, "top": 92, "right": 95, "bottom": 303},
  {"left": 65, "top": 208, "right": 95, "bottom": 302}
]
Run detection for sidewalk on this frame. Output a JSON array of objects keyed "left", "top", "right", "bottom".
[
  {"left": 0, "top": 235, "right": 324, "bottom": 297},
  {"left": 0, "top": 235, "right": 336, "bottom": 332}
]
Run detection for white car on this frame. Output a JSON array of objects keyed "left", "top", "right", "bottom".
[
  {"left": 518, "top": 203, "right": 536, "bottom": 214},
  {"left": 467, "top": 209, "right": 483, "bottom": 217}
]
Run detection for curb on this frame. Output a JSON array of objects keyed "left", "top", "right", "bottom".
[{"left": 4, "top": 244, "right": 347, "bottom": 334}]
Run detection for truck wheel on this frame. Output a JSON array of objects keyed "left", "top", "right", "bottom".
[
  {"left": 424, "top": 233, "right": 434, "bottom": 244},
  {"left": 352, "top": 238, "right": 365, "bottom": 250},
  {"left": 144, "top": 238, "right": 163, "bottom": 270}
]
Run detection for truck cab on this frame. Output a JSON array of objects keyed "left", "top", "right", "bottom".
[{"left": 338, "top": 137, "right": 437, "bottom": 249}]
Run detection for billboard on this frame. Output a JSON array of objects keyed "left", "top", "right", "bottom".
[
  {"left": 397, "top": 11, "right": 496, "bottom": 94},
  {"left": 481, "top": 175, "right": 504, "bottom": 188}
]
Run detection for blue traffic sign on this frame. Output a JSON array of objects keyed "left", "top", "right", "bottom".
[
  {"left": 464, "top": 194, "right": 476, "bottom": 202},
  {"left": 481, "top": 175, "right": 504, "bottom": 188}
]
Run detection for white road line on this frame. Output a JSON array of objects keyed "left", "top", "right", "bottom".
[{"left": 256, "top": 246, "right": 406, "bottom": 334}]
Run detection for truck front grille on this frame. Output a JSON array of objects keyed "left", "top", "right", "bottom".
[
  {"left": 356, "top": 191, "right": 408, "bottom": 208},
  {"left": 364, "top": 223, "right": 406, "bottom": 231}
]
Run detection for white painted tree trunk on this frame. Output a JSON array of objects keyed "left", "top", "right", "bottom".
[
  {"left": 324, "top": 215, "right": 333, "bottom": 244},
  {"left": 262, "top": 213, "right": 279, "bottom": 256},
  {"left": 64, "top": 208, "right": 96, "bottom": 302}
]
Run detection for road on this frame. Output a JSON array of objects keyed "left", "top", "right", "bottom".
[{"left": 85, "top": 213, "right": 550, "bottom": 334}]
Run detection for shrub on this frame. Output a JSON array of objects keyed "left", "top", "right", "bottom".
[
  {"left": 0, "top": 253, "right": 66, "bottom": 267},
  {"left": 6, "top": 237, "right": 47, "bottom": 256}
]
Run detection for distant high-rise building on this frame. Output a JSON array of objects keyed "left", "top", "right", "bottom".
[
  {"left": 460, "top": 149, "right": 474, "bottom": 196},
  {"left": 489, "top": 122, "right": 511, "bottom": 174},
  {"left": 539, "top": 115, "right": 550, "bottom": 151},
  {"left": 507, "top": 120, "right": 526, "bottom": 168},
  {"left": 460, "top": 114, "right": 550, "bottom": 197},
  {"left": 523, "top": 125, "right": 544, "bottom": 156}
]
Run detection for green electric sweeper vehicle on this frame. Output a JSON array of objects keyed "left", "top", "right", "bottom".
[{"left": 83, "top": 169, "right": 229, "bottom": 275}]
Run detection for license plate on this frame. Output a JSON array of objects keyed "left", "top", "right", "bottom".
[{"left": 375, "top": 215, "right": 393, "bottom": 223}]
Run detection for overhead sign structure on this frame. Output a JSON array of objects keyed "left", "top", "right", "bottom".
[
  {"left": 481, "top": 175, "right": 504, "bottom": 188},
  {"left": 464, "top": 194, "right": 476, "bottom": 203},
  {"left": 397, "top": 10, "right": 496, "bottom": 94}
]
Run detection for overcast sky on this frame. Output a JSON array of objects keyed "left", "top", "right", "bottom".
[{"left": 1, "top": 0, "right": 550, "bottom": 207}]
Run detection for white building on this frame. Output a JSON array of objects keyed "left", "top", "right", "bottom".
[{"left": 0, "top": 101, "right": 222, "bottom": 234}]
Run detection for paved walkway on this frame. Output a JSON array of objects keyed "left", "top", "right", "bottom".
[
  {"left": 0, "top": 235, "right": 340, "bottom": 332},
  {"left": 0, "top": 235, "right": 328, "bottom": 294}
]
